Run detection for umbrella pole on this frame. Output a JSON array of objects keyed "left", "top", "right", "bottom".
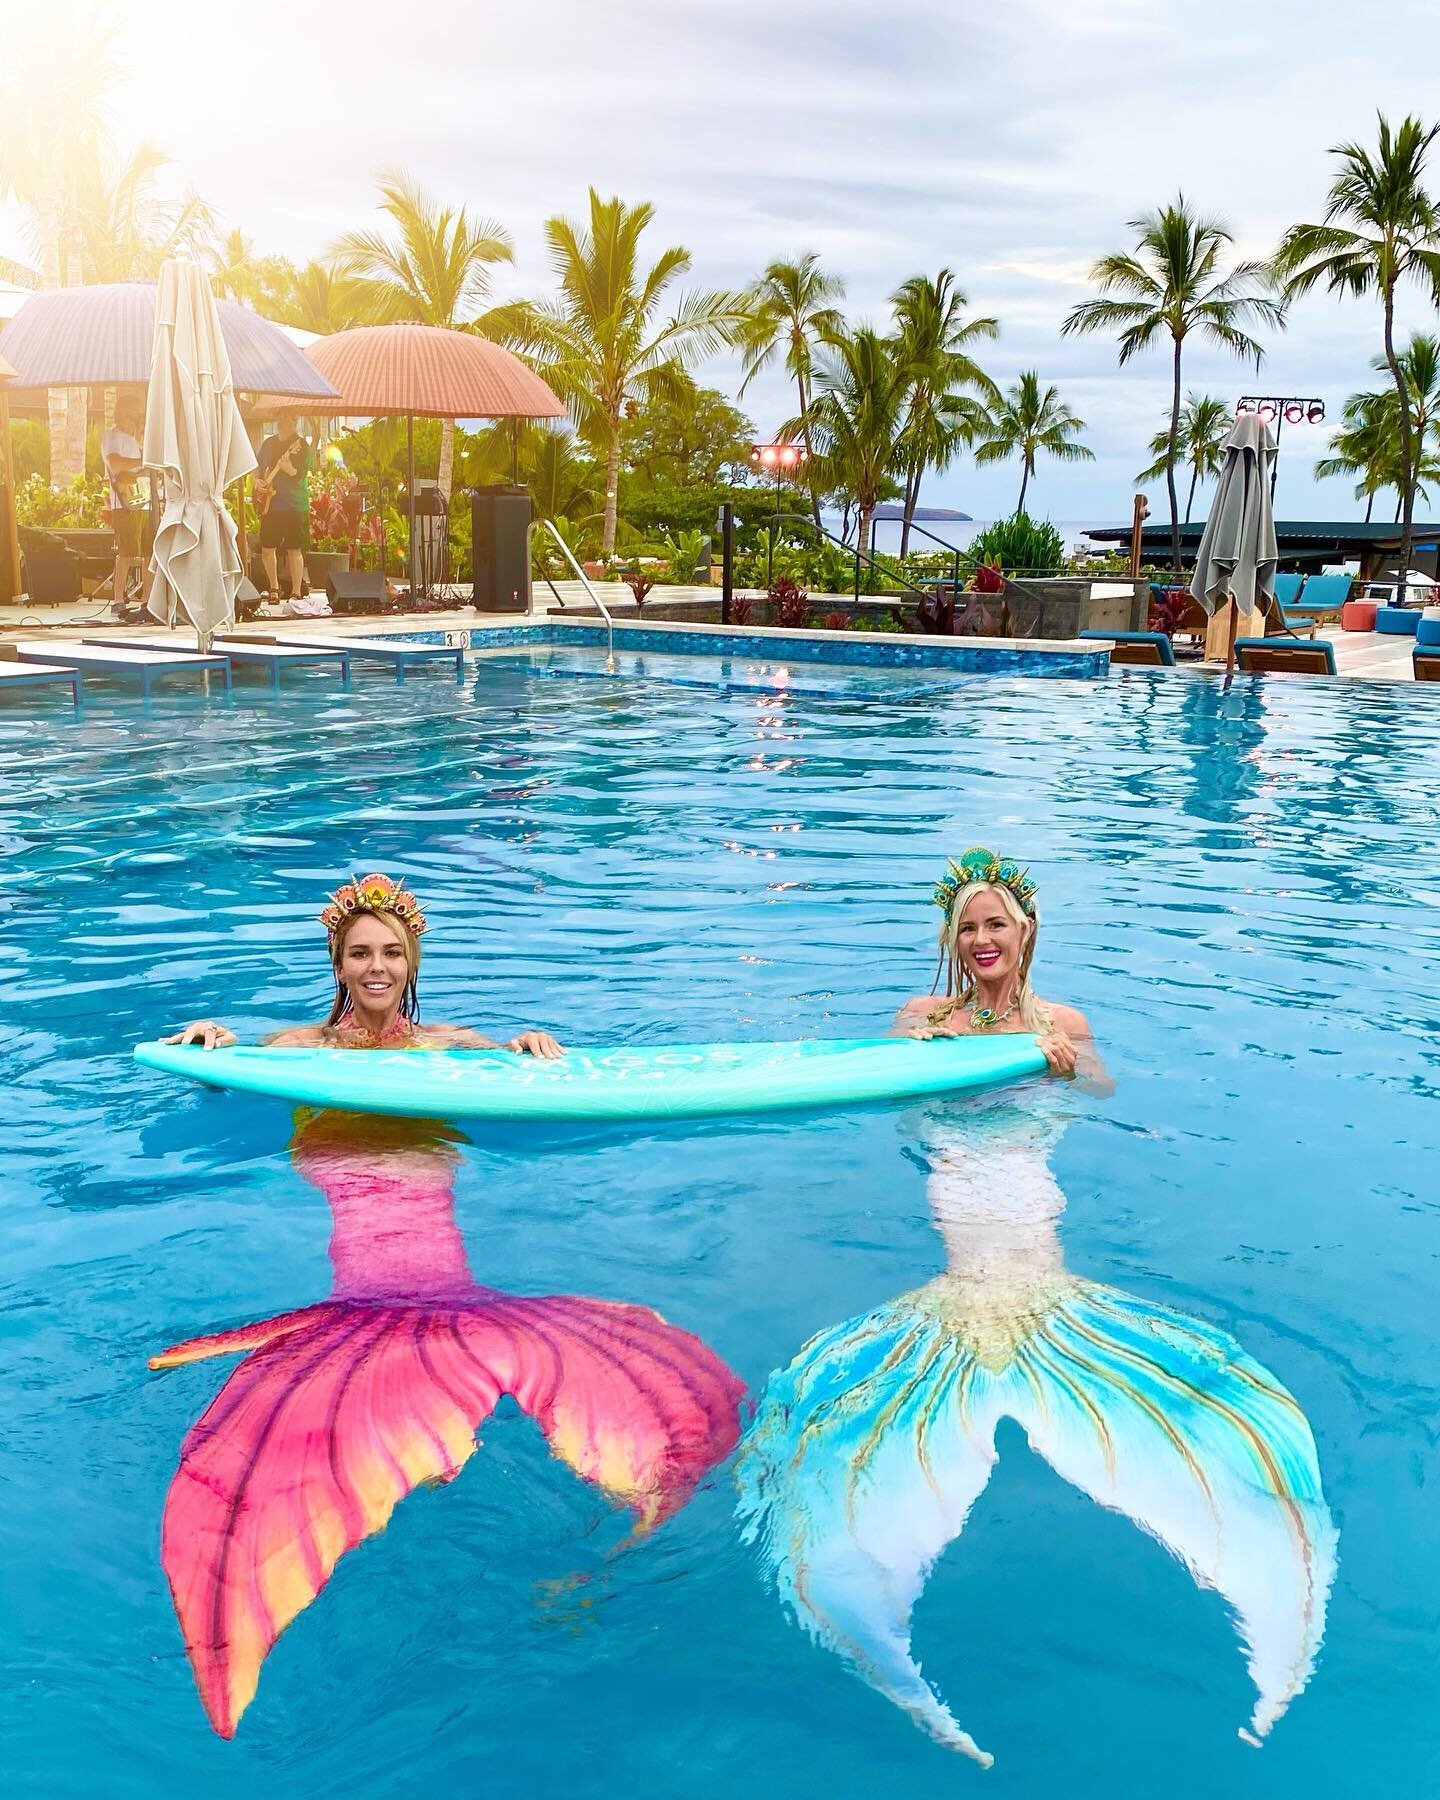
[
  {"left": 407, "top": 414, "right": 416, "bottom": 600},
  {"left": 0, "top": 389, "right": 19, "bottom": 602},
  {"left": 1224, "top": 597, "right": 1239, "bottom": 689}
]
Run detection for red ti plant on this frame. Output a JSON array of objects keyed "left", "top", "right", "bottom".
[
  {"left": 971, "top": 561, "right": 1006, "bottom": 594},
  {"left": 728, "top": 595, "right": 753, "bottom": 626},
  {"left": 768, "top": 576, "right": 811, "bottom": 629},
  {"left": 821, "top": 610, "right": 849, "bottom": 631},
  {"left": 622, "top": 570, "right": 656, "bottom": 609}
]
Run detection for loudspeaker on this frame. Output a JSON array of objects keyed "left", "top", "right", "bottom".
[
  {"left": 326, "top": 570, "right": 387, "bottom": 614},
  {"left": 471, "top": 485, "right": 532, "bottom": 613}
]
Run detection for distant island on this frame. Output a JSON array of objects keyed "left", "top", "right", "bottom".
[{"left": 871, "top": 505, "right": 973, "bottom": 522}]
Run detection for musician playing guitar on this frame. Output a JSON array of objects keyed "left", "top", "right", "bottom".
[{"left": 255, "top": 409, "right": 313, "bottom": 601}]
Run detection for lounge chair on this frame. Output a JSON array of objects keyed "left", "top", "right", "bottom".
[
  {"left": 1234, "top": 637, "right": 1337, "bottom": 676},
  {"left": 1414, "top": 648, "right": 1440, "bottom": 683},
  {"left": 1079, "top": 629, "right": 1175, "bottom": 666},
  {"left": 1285, "top": 573, "right": 1352, "bottom": 624}
]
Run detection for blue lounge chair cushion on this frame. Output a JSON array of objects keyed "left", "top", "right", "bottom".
[
  {"left": 1414, "top": 615, "right": 1440, "bottom": 648},
  {"left": 1078, "top": 630, "right": 1176, "bottom": 666},
  {"left": 1294, "top": 573, "right": 1353, "bottom": 612},
  {"left": 1234, "top": 637, "right": 1337, "bottom": 674},
  {"left": 1376, "top": 606, "right": 1421, "bottom": 636},
  {"left": 1272, "top": 572, "right": 1304, "bottom": 607}
]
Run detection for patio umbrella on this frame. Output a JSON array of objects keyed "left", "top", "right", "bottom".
[
  {"left": 1190, "top": 412, "right": 1278, "bottom": 678},
  {"left": 302, "top": 323, "right": 564, "bottom": 594},
  {"left": 143, "top": 261, "right": 257, "bottom": 645},
  {"left": 0, "top": 352, "right": 19, "bottom": 603},
  {"left": 0, "top": 283, "right": 339, "bottom": 404}
]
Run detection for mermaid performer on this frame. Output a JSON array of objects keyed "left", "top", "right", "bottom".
[
  {"left": 150, "top": 1107, "right": 744, "bottom": 1737},
  {"left": 163, "top": 871, "right": 563, "bottom": 1056},
  {"left": 737, "top": 853, "right": 1334, "bottom": 1768}
]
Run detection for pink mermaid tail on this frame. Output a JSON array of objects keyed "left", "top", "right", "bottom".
[{"left": 151, "top": 1113, "right": 743, "bottom": 1738}]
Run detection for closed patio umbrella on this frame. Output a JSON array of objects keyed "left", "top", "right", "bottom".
[
  {"left": 1190, "top": 413, "right": 1278, "bottom": 676},
  {"left": 144, "top": 261, "right": 257, "bottom": 645}
]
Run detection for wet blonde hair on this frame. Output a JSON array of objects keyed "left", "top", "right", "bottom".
[
  {"left": 932, "top": 880, "right": 1053, "bottom": 1032},
  {"left": 326, "top": 907, "right": 422, "bottom": 1026}
]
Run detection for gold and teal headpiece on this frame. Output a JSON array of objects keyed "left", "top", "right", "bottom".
[{"left": 934, "top": 847, "right": 1038, "bottom": 922}]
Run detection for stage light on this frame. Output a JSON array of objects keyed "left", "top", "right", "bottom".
[
  {"left": 1308, "top": 401, "right": 1326, "bottom": 424},
  {"left": 1284, "top": 403, "right": 1305, "bottom": 425}
]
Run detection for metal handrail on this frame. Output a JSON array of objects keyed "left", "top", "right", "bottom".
[
  {"left": 539, "top": 518, "right": 616, "bottom": 671},
  {"left": 892, "top": 518, "right": 962, "bottom": 594},
  {"left": 765, "top": 512, "right": 932, "bottom": 604}
]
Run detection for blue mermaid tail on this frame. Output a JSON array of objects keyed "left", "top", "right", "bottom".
[{"left": 736, "top": 1274, "right": 1336, "bottom": 1768}]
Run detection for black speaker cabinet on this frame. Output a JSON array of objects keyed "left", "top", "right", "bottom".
[
  {"left": 326, "top": 569, "right": 387, "bottom": 614},
  {"left": 471, "top": 486, "right": 532, "bottom": 612}
]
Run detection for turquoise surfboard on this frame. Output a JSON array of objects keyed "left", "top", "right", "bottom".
[{"left": 132, "top": 1035, "right": 1048, "bottom": 1123}]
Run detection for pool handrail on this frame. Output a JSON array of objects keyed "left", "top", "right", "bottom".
[{"left": 539, "top": 518, "right": 616, "bottom": 670}]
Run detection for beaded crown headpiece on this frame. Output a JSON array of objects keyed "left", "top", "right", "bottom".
[
  {"left": 320, "top": 871, "right": 428, "bottom": 941},
  {"left": 934, "top": 847, "right": 1038, "bottom": 922}
]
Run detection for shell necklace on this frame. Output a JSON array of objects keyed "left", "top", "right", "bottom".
[{"left": 969, "top": 991, "right": 1020, "bottom": 1031}]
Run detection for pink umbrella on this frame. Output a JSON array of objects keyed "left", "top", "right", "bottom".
[{"left": 303, "top": 323, "right": 565, "bottom": 595}]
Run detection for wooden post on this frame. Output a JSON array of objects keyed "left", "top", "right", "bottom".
[
  {"left": 1128, "top": 493, "right": 1149, "bottom": 580},
  {"left": 1224, "top": 595, "right": 1240, "bottom": 688},
  {"left": 0, "top": 387, "right": 20, "bottom": 602}
]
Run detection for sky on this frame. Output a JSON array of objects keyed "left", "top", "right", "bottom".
[{"left": 4, "top": 0, "right": 1440, "bottom": 525}]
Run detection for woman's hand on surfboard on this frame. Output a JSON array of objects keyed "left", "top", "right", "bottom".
[
  {"left": 161, "top": 1020, "right": 237, "bottom": 1051},
  {"left": 1036, "top": 1030, "right": 1079, "bottom": 1078},
  {"left": 505, "top": 1031, "right": 565, "bottom": 1059}
]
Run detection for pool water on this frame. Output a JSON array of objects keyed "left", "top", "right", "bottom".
[{"left": 4, "top": 655, "right": 1439, "bottom": 1795}]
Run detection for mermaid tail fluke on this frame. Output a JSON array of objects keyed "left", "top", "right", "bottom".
[
  {"left": 157, "top": 1292, "right": 742, "bottom": 1737},
  {"left": 738, "top": 1282, "right": 1334, "bottom": 1766}
]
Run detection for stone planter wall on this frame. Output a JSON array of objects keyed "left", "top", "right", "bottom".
[{"left": 999, "top": 577, "right": 1147, "bottom": 639}]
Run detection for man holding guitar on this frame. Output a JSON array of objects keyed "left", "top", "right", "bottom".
[{"left": 255, "top": 409, "right": 313, "bottom": 602}]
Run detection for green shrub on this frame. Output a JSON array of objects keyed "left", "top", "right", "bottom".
[{"left": 962, "top": 512, "right": 1065, "bottom": 577}]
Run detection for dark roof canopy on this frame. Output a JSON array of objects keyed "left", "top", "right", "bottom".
[{"left": 1085, "top": 520, "right": 1440, "bottom": 552}]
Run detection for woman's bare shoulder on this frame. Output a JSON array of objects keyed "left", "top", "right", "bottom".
[
  {"left": 264, "top": 1025, "right": 329, "bottom": 1047},
  {"left": 1044, "top": 1001, "right": 1094, "bottom": 1040}
]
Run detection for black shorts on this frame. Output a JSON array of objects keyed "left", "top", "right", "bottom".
[{"left": 259, "top": 509, "right": 309, "bottom": 552}]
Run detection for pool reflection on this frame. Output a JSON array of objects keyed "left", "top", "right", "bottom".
[
  {"left": 737, "top": 1090, "right": 1336, "bottom": 1769},
  {"left": 149, "top": 1110, "right": 744, "bottom": 1738}
]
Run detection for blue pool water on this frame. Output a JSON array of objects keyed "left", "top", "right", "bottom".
[{"left": 4, "top": 654, "right": 1439, "bottom": 1795}]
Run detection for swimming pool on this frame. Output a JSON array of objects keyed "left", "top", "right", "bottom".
[{"left": 5, "top": 652, "right": 1439, "bottom": 1795}]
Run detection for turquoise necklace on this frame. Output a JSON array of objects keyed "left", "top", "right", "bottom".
[{"left": 969, "top": 992, "right": 1019, "bottom": 1031}]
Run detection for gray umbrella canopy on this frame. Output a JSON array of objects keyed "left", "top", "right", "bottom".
[{"left": 1190, "top": 413, "right": 1278, "bottom": 616}]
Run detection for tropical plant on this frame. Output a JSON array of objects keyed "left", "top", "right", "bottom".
[
  {"left": 620, "top": 375, "right": 752, "bottom": 489},
  {"left": 736, "top": 254, "right": 846, "bottom": 529},
  {"left": 1063, "top": 196, "right": 1282, "bottom": 571},
  {"left": 0, "top": 5, "right": 124, "bottom": 480},
  {"left": 494, "top": 190, "right": 742, "bottom": 556},
  {"left": 662, "top": 528, "right": 709, "bottom": 584},
  {"left": 331, "top": 169, "right": 515, "bottom": 500},
  {"left": 891, "top": 270, "right": 998, "bottom": 554},
  {"left": 1274, "top": 116, "right": 1440, "bottom": 595},
  {"left": 70, "top": 142, "right": 214, "bottom": 282},
  {"left": 15, "top": 472, "right": 107, "bottom": 529},
  {"left": 767, "top": 575, "right": 811, "bottom": 628},
  {"left": 961, "top": 512, "right": 1066, "bottom": 576},
  {"left": 1315, "top": 337, "right": 1440, "bottom": 518},
  {"left": 802, "top": 326, "right": 912, "bottom": 558},
  {"left": 272, "top": 260, "right": 376, "bottom": 335},
  {"left": 971, "top": 373, "right": 1093, "bottom": 514},
  {"left": 1137, "top": 393, "right": 1232, "bottom": 523}
]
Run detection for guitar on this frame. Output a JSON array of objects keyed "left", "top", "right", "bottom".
[{"left": 254, "top": 435, "right": 305, "bottom": 516}]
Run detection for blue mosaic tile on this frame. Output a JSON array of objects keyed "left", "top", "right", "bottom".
[{"left": 378, "top": 621, "right": 1108, "bottom": 678}]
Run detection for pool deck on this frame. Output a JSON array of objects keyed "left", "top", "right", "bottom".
[{"left": 0, "top": 595, "right": 1425, "bottom": 681}]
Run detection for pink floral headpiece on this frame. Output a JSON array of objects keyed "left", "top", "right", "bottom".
[{"left": 319, "top": 872, "right": 428, "bottom": 941}]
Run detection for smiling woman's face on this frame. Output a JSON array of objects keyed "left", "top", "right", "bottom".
[
  {"left": 955, "top": 886, "right": 1028, "bottom": 988},
  {"left": 335, "top": 912, "right": 412, "bottom": 1012}
]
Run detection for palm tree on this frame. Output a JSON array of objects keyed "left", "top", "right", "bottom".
[
  {"left": 971, "top": 371, "right": 1094, "bottom": 515},
  {"left": 1273, "top": 116, "right": 1440, "bottom": 598},
  {"left": 72, "top": 143, "right": 214, "bottom": 282},
  {"left": 1062, "top": 196, "right": 1282, "bottom": 572},
  {"left": 0, "top": 4, "right": 124, "bottom": 479},
  {"left": 1316, "top": 337, "right": 1440, "bottom": 520},
  {"left": 1137, "top": 392, "right": 1232, "bottom": 524},
  {"left": 736, "top": 254, "right": 845, "bottom": 530},
  {"left": 493, "top": 190, "right": 740, "bottom": 556},
  {"left": 274, "top": 261, "right": 376, "bottom": 335},
  {"left": 891, "top": 270, "right": 998, "bottom": 555},
  {"left": 332, "top": 169, "right": 514, "bottom": 499},
  {"left": 803, "top": 326, "right": 913, "bottom": 559}
]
